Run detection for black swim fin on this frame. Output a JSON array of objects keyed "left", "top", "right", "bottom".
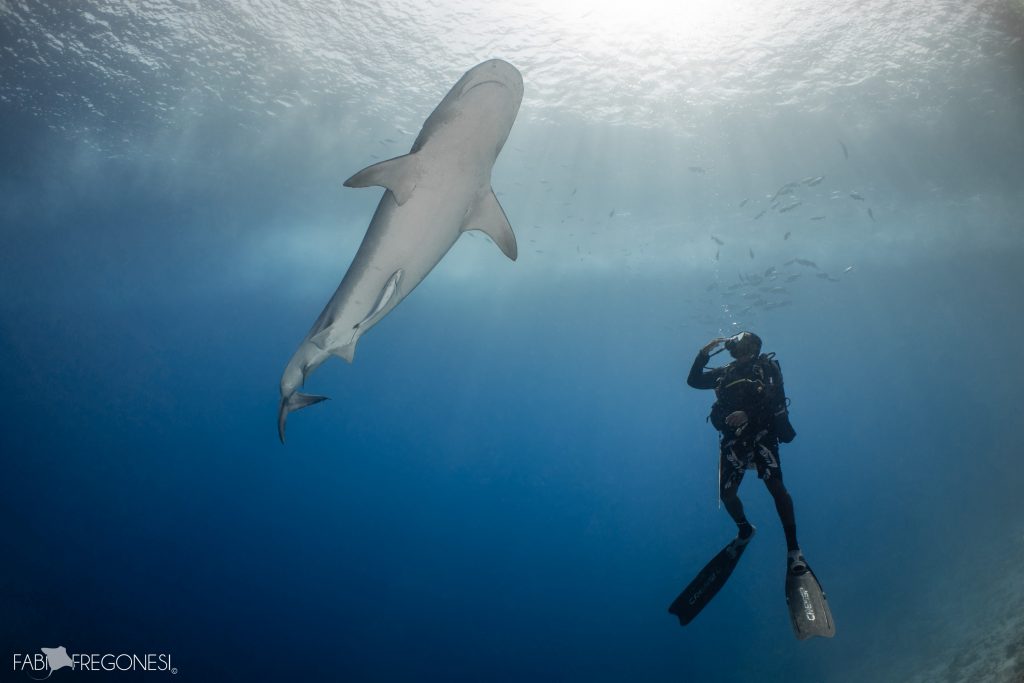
[
  {"left": 668, "top": 535, "right": 751, "bottom": 626},
  {"left": 785, "top": 559, "right": 836, "bottom": 640}
]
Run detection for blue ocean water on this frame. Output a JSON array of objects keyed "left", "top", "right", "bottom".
[{"left": 3, "top": 1, "right": 1024, "bottom": 681}]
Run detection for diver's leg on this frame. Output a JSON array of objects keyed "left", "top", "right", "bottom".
[
  {"left": 719, "top": 443, "right": 753, "bottom": 537},
  {"left": 764, "top": 477, "right": 799, "bottom": 552},
  {"left": 756, "top": 442, "right": 799, "bottom": 552}
]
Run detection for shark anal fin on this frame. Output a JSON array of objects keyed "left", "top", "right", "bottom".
[
  {"left": 309, "top": 328, "right": 333, "bottom": 351},
  {"left": 463, "top": 188, "right": 517, "bottom": 261},
  {"left": 343, "top": 154, "right": 421, "bottom": 205},
  {"left": 309, "top": 328, "right": 356, "bottom": 363},
  {"left": 331, "top": 343, "right": 355, "bottom": 363}
]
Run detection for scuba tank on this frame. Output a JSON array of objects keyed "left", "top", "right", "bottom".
[{"left": 709, "top": 353, "right": 796, "bottom": 442}]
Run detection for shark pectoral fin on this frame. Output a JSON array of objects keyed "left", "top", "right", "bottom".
[
  {"left": 355, "top": 269, "right": 403, "bottom": 330},
  {"left": 463, "top": 188, "right": 518, "bottom": 261},
  {"left": 343, "top": 154, "right": 421, "bottom": 205}
]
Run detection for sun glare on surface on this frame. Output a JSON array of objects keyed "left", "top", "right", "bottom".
[{"left": 538, "top": 0, "right": 756, "bottom": 43}]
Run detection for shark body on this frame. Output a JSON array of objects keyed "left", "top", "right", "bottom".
[{"left": 278, "top": 59, "right": 523, "bottom": 441}]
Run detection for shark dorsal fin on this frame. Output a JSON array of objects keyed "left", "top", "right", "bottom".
[
  {"left": 343, "top": 154, "right": 421, "bottom": 205},
  {"left": 463, "top": 188, "right": 517, "bottom": 261}
]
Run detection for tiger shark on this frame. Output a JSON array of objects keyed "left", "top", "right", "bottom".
[{"left": 277, "top": 59, "right": 523, "bottom": 442}]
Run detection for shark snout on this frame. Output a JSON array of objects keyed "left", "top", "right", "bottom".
[
  {"left": 461, "top": 79, "right": 505, "bottom": 97},
  {"left": 459, "top": 59, "right": 523, "bottom": 99}
]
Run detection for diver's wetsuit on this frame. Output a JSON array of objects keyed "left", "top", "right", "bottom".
[{"left": 687, "top": 349, "right": 799, "bottom": 551}]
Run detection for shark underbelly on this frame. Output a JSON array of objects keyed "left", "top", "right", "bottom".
[{"left": 311, "top": 184, "right": 476, "bottom": 353}]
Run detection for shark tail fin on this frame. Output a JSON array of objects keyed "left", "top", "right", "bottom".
[{"left": 278, "top": 392, "right": 329, "bottom": 443}]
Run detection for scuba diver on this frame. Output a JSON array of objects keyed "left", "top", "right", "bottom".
[
  {"left": 686, "top": 331, "right": 804, "bottom": 572},
  {"left": 670, "top": 332, "right": 834, "bottom": 638}
]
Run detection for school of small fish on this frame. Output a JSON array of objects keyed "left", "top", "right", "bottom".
[{"left": 691, "top": 139, "right": 874, "bottom": 327}]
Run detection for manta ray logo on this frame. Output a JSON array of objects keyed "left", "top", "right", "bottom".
[
  {"left": 13, "top": 646, "right": 73, "bottom": 680},
  {"left": 12, "top": 646, "right": 177, "bottom": 677},
  {"left": 41, "top": 648, "right": 73, "bottom": 675}
]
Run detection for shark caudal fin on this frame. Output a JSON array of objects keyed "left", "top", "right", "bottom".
[{"left": 278, "top": 392, "right": 329, "bottom": 443}]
